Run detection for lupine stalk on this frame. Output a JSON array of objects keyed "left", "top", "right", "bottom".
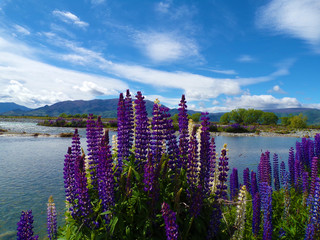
[
  {"left": 215, "top": 144, "right": 229, "bottom": 199},
  {"left": 280, "top": 161, "right": 286, "bottom": 187},
  {"left": 187, "top": 127, "right": 199, "bottom": 188},
  {"left": 288, "top": 147, "right": 295, "bottom": 186},
  {"left": 117, "top": 93, "right": 127, "bottom": 174},
  {"left": 161, "top": 202, "right": 179, "bottom": 240},
  {"left": 252, "top": 192, "right": 261, "bottom": 236},
  {"left": 166, "top": 111, "right": 179, "bottom": 172},
  {"left": 125, "top": 89, "right": 134, "bottom": 151},
  {"left": 273, "top": 153, "right": 280, "bottom": 191},
  {"left": 260, "top": 183, "right": 273, "bottom": 240},
  {"left": 178, "top": 94, "right": 189, "bottom": 170},
  {"left": 243, "top": 167, "right": 251, "bottom": 194},
  {"left": 230, "top": 168, "right": 239, "bottom": 201},
  {"left": 231, "top": 185, "right": 247, "bottom": 240},
  {"left": 17, "top": 210, "right": 38, "bottom": 240},
  {"left": 310, "top": 157, "right": 318, "bottom": 197},
  {"left": 47, "top": 196, "right": 57, "bottom": 240}
]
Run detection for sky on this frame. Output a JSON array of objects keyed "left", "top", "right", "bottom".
[{"left": 0, "top": 0, "right": 319, "bottom": 112}]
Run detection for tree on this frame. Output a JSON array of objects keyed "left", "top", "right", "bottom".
[
  {"left": 260, "top": 112, "right": 278, "bottom": 125},
  {"left": 289, "top": 114, "right": 307, "bottom": 128},
  {"left": 243, "top": 109, "right": 263, "bottom": 125},
  {"left": 230, "top": 108, "right": 247, "bottom": 124},
  {"left": 190, "top": 113, "right": 202, "bottom": 122},
  {"left": 220, "top": 112, "right": 231, "bottom": 124}
]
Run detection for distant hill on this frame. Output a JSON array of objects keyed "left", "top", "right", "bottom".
[{"left": 0, "top": 102, "right": 31, "bottom": 114}]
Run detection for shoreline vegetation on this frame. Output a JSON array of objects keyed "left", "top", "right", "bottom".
[{"left": 0, "top": 117, "right": 319, "bottom": 138}]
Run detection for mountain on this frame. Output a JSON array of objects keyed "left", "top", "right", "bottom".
[{"left": 0, "top": 102, "right": 31, "bottom": 114}]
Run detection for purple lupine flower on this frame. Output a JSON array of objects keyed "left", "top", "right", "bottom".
[
  {"left": 315, "top": 133, "right": 320, "bottom": 157},
  {"left": 294, "top": 157, "right": 302, "bottom": 192},
  {"left": 166, "top": 111, "right": 179, "bottom": 172},
  {"left": 143, "top": 153, "right": 155, "bottom": 195},
  {"left": 47, "top": 196, "right": 57, "bottom": 240},
  {"left": 260, "top": 183, "right": 272, "bottom": 240},
  {"left": 150, "top": 100, "right": 167, "bottom": 164},
  {"left": 310, "top": 157, "right": 318, "bottom": 197},
  {"left": 308, "top": 140, "right": 315, "bottom": 169},
  {"left": 280, "top": 161, "right": 286, "bottom": 187},
  {"left": 215, "top": 144, "right": 229, "bottom": 200},
  {"left": 251, "top": 171, "right": 258, "bottom": 196},
  {"left": 190, "top": 184, "right": 204, "bottom": 218},
  {"left": 74, "top": 154, "right": 93, "bottom": 226},
  {"left": 252, "top": 192, "right": 261, "bottom": 237},
  {"left": 97, "top": 131, "right": 115, "bottom": 224},
  {"left": 273, "top": 153, "right": 280, "bottom": 191},
  {"left": 206, "top": 202, "right": 222, "bottom": 239},
  {"left": 17, "top": 210, "right": 39, "bottom": 240},
  {"left": 117, "top": 93, "right": 127, "bottom": 174},
  {"left": 64, "top": 146, "right": 76, "bottom": 206},
  {"left": 305, "top": 223, "right": 315, "bottom": 240},
  {"left": 161, "top": 202, "right": 179, "bottom": 240},
  {"left": 259, "top": 152, "right": 271, "bottom": 185},
  {"left": 178, "top": 94, "right": 189, "bottom": 170},
  {"left": 288, "top": 147, "right": 295, "bottom": 186},
  {"left": 134, "top": 91, "right": 150, "bottom": 171},
  {"left": 187, "top": 127, "right": 199, "bottom": 188},
  {"left": 303, "top": 171, "right": 309, "bottom": 205},
  {"left": 243, "top": 168, "right": 251, "bottom": 194},
  {"left": 125, "top": 89, "right": 134, "bottom": 151},
  {"left": 310, "top": 177, "right": 320, "bottom": 224},
  {"left": 230, "top": 168, "right": 239, "bottom": 200},
  {"left": 207, "top": 137, "right": 216, "bottom": 193},
  {"left": 86, "top": 114, "right": 102, "bottom": 189}
]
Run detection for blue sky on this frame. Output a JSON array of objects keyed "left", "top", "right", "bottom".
[{"left": 0, "top": 0, "right": 319, "bottom": 112}]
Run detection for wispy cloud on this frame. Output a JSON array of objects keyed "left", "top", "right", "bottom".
[
  {"left": 52, "top": 10, "right": 89, "bottom": 29},
  {"left": 207, "top": 69, "right": 237, "bottom": 75},
  {"left": 14, "top": 25, "right": 30, "bottom": 35},
  {"left": 91, "top": 0, "right": 105, "bottom": 5},
  {"left": 257, "top": 0, "right": 320, "bottom": 51},
  {"left": 237, "top": 55, "right": 255, "bottom": 62},
  {"left": 135, "top": 32, "right": 201, "bottom": 63},
  {"left": 156, "top": 0, "right": 172, "bottom": 14}
]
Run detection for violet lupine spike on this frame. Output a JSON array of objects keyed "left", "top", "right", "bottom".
[
  {"left": 187, "top": 127, "right": 199, "bottom": 189},
  {"left": 243, "top": 168, "right": 251, "bottom": 194},
  {"left": 294, "top": 157, "right": 302, "bottom": 192},
  {"left": 308, "top": 140, "right": 314, "bottom": 169},
  {"left": 206, "top": 202, "right": 222, "bottom": 239},
  {"left": 259, "top": 152, "right": 271, "bottom": 185},
  {"left": 17, "top": 210, "right": 39, "bottom": 240},
  {"left": 64, "top": 146, "right": 76, "bottom": 206},
  {"left": 97, "top": 131, "right": 115, "bottom": 224},
  {"left": 161, "top": 202, "right": 179, "bottom": 240},
  {"left": 199, "top": 112, "right": 211, "bottom": 195},
  {"left": 86, "top": 114, "right": 101, "bottom": 189},
  {"left": 166, "top": 111, "right": 179, "bottom": 172},
  {"left": 315, "top": 133, "right": 320, "bottom": 157},
  {"left": 47, "top": 196, "right": 57, "bottom": 240},
  {"left": 288, "top": 146, "right": 295, "bottom": 186},
  {"left": 207, "top": 137, "right": 216, "bottom": 194},
  {"left": 230, "top": 168, "right": 239, "bottom": 201},
  {"left": 178, "top": 94, "right": 189, "bottom": 170},
  {"left": 260, "top": 183, "right": 273, "bottom": 240},
  {"left": 303, "top": 171, "right": 309, "bottom": 205},
  {"left": 310, "top": 177, "right": 320, "bottom": 225},
  {"left": 150, "top": 100, "right": 166, "bottom": 164},
  {"left": 280, "top": 161, "right": 286, "bottom": 187},
  {"left": 74, "top": 154, "right": 93, "bottom": 226},
  {"left": 305, "top": 223, "right": 315, "bottom": 240},
  {"left": 273, "top": 153, "right": 280, "bottom": 191},
  {"left": 190, "top": 184, "right": 203, "bottom": 218},
  {"left": 134, "top": 91, "right": 150, "bottom": 171},
  {"left": 310, "top": 157, "right": 318, "bottom": 197},
  {"left": 251, "top": 171, "right": 258, "bottom": 196},
  {"left": 252, "top": 192, "right": 261, "bottom": 237},
  {"left": 215, "top": 144, "right": 229, "bottom": 200},
  {"left": 117, "top": 93, "right": 127, "bottom": 174},
  {"left": 125, "top": 89, "right": 134, "bottom": 151},
  {"left": 143, "top": 153, "right": 155, "bottom": 195}
]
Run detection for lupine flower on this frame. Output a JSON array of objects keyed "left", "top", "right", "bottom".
[
  {"left": 17, "top": 210, "right": 39, "bottom": 240},
  {"left": 207, "top": 137, "right": 216, "bottom": 195},
  {"left": 310, "top": 157, "right": 318, "bottom": 197},
  {"left": 97, "top": 131, "right": 115, "bottom": 224},
  {"left": 47, "top": 196, "right": 57, "bottom": 240},
  {"left": 117, "top": 93, "right": 127, "bottom": 174},
  {"left": 178, "top": 94, "right": 189, "bottom": 170},
  {"left": 230, "top": 168, "right": 239, "bottom": 201},
  {"left": 243, "top": 167, "right": 251, "bottom": 194},
  {"left": 310, "top": 177, "right": 320, "bottom": 224},
  {"left": 161, "top": 202, "right": 179, "bottom": 240},
  {"left": 302, "top": 171, "right": 309, "bottom": 205},
  {"left": 294, "top": 157, "right": 302, "bottom": 192},
  {"left": 231, "top": 185, "right": 247, "bottom": 240},
  {"left": 273, "top": 153, "right": 280, "bottom": 191},
  {"left": 206, "top": 202, "right": 222, "bottom": 239},
  {"left": 288, "top": 147, "right": 295, "bottom": 186},
  {"left": 189, "top": 184, "right": 203, "bottom": 218},
  {"left": 315, "top": 133, "right": 320, "bottom": 157},
  {"left": 187, "top": 127, "right": 199, "bottom": 188},
  {"left": 259, "top": 152, "right": 271, "bottom": 185},
  {"left": 215, "top": 144, "right": 229, "bottom": 200},
  {"left": 166, "top": 111, "right": 179, "bottom": 172},
  {"left": 134, "top": 91, "right": 150, "bottom": 170},
  {"left": 305, "top": 223, "right": 315, "bottom": 240},
  {"left": 199, "top": 112, "right": 211, "bottom": 195},
  {"left": 260, "top": 183, "right": 273, "bottom": 240},
  {"left": 280, "top": 161, "right": 286, "bottom": 187},
  {"left": 64, "top": 147, "right": 76, "bottom": 206},
  {"left": 143, "top": 153, "right": 155, "bottom": 196},
  {"left": 252, "top": 192, "right": 261, "bottom": 236},
  {"left": 251, "top": 171, "right": 258, "bottom": 196},
  {"left": 125, "top": 89, "right": 134, "bottom": 151}
]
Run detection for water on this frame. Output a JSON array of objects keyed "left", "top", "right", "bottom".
[{"left": 0, "top": 120, "right": 304, "bottom": 239}]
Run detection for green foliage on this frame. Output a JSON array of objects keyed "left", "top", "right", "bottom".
[
  {"left": 189, "top": 113, "right": 202, "bottom": 122},
  {"left": 281, "top": 114, "right": 308, "bottom": 128},
  {"left": 260, "top": 112, "right": 279, "bottom": 125},
  {"left": 220, "top": 109, "right": 278, "bottom": 125},
  {"left": 230, "top": 109, "right": 247, "bottom": 124},
  {"left": 220, "top": 112, "right": 231, "bottom": 124}
]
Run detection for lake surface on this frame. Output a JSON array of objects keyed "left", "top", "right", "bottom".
[{"left": 0, "top": 120, "right": 305, "bottom": 239}]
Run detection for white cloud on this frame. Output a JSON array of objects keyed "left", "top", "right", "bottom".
[
  {"left": 156, "top": 0, "right": 172, "bottom": 13},
  {"left": 135, "top": 32, "right": 200, "bottom": 63},
  {"left": 225, "top": 95, "right": 301, "bottom": 109},
  {"left": 257, "top": 0, "right": 320, "bottom": 50},
  {"left": 14, "top": 25, "right": 30, "bottom": 35},
  {"left": 268, "top": 85, "right": 286, "bottom": 94},
  {"left": 144, "top": 94, "right": 180, "bottom": 108},
  {"left": 53, "top": 10, "right": 89, "bottom": 28},
  {"left": 91, "top": 0, "right": 105, "bottom": 5},
  {"left": 208, "top": 69, "right": 237, "bottom": 75},
  {"left": 237, "top": 55, "right": 255, "bottom": 62}
]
